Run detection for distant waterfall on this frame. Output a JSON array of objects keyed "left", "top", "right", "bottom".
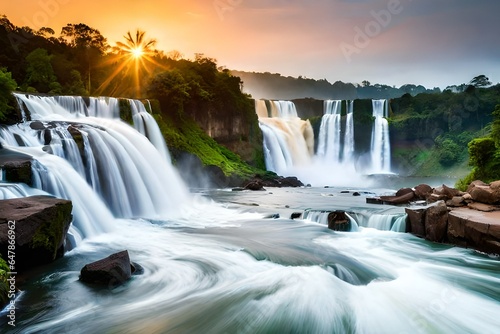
[
  {"left": 0, "top": 93, "right": 189, "bottom": 241},
  {"left": 343, "top": 100, "right": 355, "bottom": 164},
  {"left": 257, "top": 100, "right": 314, "bottom": 175},
  {"left": 317, "top": 100, "right": 342, "bottom": 163},
  {"left": 370, "top": 99, "right": 391, "bottom": 174}
]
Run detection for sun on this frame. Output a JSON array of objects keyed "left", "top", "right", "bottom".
[
  {"left": 131, "top": 47, "right": 144, "bottom": 59},
  {"left": 96, "top": 30, "right": 166, "bottom": 97}
]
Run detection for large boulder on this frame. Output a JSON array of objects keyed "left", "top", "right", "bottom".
[
  {"left": 469, "top": 185, "right": 499, "bottom": 205},
  {"left": 0, "top": 196, "right": 73, "bottom": 269},
  {"left": 405, "top": 207, "right": 426, "bottom": 237},
  {"left": 414, "top": 184, "right": 433, "bottom": 200},
  {"left": 425, "top": 201, "right": 449, "bottom": 242},
  {"left": 80, "top": 250, "right": 133, "bottom": 287}
]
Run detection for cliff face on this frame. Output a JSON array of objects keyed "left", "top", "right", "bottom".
[{"left": 183, "top": 99, "right": 264, "bottom": 168}]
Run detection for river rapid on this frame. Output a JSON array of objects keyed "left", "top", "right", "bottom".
[{"left": 2, "top": 186, "right": 499, "bottom": 334}]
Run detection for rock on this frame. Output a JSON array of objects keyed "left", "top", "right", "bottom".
[
  {"left": 352, "top": 192, "right": 361, "bottom": 196},
  {"left": 396, "top": 188, "right": 414, "bottom": 197},
  {"left": 467, "top": 180, "right": 489, "bottom": 193},
  {"left": 0, "top": 196, "right": 73, "bottom": 269},
  {"left": 425, "top": 201, "right": 449, "bottom": 242},
  {"left": 448, "top": 208, "right": 500, "bottom": 254},
  {"left": 427, "top": 193, "right": 448, "bottom": 203},
  {"left": 470, "top": 185, "right": 499, "bottom": 205},
  {"left": 366, "top": 197, "right": 383, "bottom": 204},
  {"left": 290, "top": 212, "right": 302, "bottom": 219},
  {"left": 441, "top": 184, "right": 460, "bottom": 199},
  {"left": 231, "top": 187, "right": 245, "bottom": 191},
  {"left": 3, "top": 160, "right": 32, "bottom": 186},
  {"left": 80, "top": 250, "right": 132, "bottom": 287},
  {"left": 446, "top": 196, "right": 466, "bottom": 207},
  {"left": 29, "top": 121, "right": 46, "bottom": 130},
  {"left": 467, "top": 202, "right": 499, "bottom": 212},
  {"left": 0, "top": 147, "right": 33, "bottom": 186},
  {"left": 279, "top": 177, "right": 304, "bottom": 187},
  {"left": 405, "top": 207, "right": 426, "bottom": 237},
  {"left": 380, "top": 191, "right": 415, "bottom": 205},
  {"left": 414, "top": 184, "right": 433, "bottom": 200},
  {"left": 327, "top": 211, "right": 350, "bottom": 231},
  {"left": 244, "top": 180, "right": 265, "bottom": 191}
]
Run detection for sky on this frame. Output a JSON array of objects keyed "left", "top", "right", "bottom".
[{"left": 3, "top": 0, "right": 500, "bottom": 89}]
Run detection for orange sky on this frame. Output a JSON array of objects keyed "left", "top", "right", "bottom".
[{"left": 3, "top": 0, "right": 500, "bottom": 89}]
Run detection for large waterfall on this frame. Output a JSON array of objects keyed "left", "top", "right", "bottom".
[
  {"left": 257, "top": 99, "right": 392, "bottom": 185},
  {"left": 370, "top": 99, "right": 391, "bottom": 174},
  {"left": 257, "top": 100, "right": 314, "bottom": 176},
  {"left": 0, "top": 93, "right": 189, "bottom": 242}
]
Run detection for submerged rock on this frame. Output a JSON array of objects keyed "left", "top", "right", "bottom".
[
  {"left": 0, "top": 196, "right": 73, "bottom": 269},
  {"left": 80, "top": 250, "right": 133, "bottom": 287}
]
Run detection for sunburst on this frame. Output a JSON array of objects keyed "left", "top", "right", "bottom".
[{"left": 95, "top": 30, "right": 165, "bottom": 97}]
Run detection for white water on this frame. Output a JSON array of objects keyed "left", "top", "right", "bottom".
[
  {"left": 257, "top": 100, "right": 314, "bottom": 175},
  {"left": 317, "top": 100, "right": 342, "bottom": 162},
  {"left": 343, "top": 100, "right": 355, "bottom": 164},
  {"left": 256, "top": 99, "right": 394, "bottom": 185},
  {"left": 1, "top": 94, "right": 499, "bottom": 333},
  {"left": 4, "top": 187, "right": 499, "bottom": 333},
  {"left": 370, "top": 99, "right": 391, "bottom": 174},
  {"left": 1, "top": 94, "right": 189, "bottom": 241}
]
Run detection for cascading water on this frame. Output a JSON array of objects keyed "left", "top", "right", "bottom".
[
  {"left": 317, "top": 100, "right": 342, "bottom": 162},
  {"left": 1, "top": 93, "right": 189, "bottom": 241},
  {"left": 343, "top": 100, "right": 355, "bottom": 164},
  {"left": 257, "top": 100, "right": 314, "bottom": 175},
  {"left": 255, "top": 98, "right": 395, "bottom": 185},
  {"left": 370, "top": 99, "right": 391, "bottom": 174}
]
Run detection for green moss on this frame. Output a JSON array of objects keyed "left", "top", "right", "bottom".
[
  {"left": 30, "top": 202, "right": 72, "bottom": 261},
  {"left": 0, "top": 255, "right": 9, "bottom": 305},
  {"left": 118, "top": 99, "right": 133, "bottom": 125},
  {"left": 154, "top": 113, "right": 265, "bottom": 179}
]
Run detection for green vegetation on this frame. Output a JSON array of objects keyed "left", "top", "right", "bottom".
[
  {"left": 389, "top": 85, "right": 500, "bottom": 177},
  {"left": 0, "top": 255, "right": 9, "bottom": 305},
  {"left": 0, "top": 67, "right": 17, "bottom": 121},
  {"left": 0, "top": 15, "right": 264, "bottom": 178},
  {"left": 154, "top": 112, "right": 263, "bottom": 178},
  {"left": 457, "top": 104, "right": 500, "bottom": 190}
]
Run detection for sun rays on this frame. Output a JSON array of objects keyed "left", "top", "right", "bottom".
[{"left": 95, "top": 29, "right": 166, "bottom": 97}]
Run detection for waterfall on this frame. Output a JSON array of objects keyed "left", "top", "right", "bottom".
[
  {"left": 257, "top": 100, "right": 314, "bottom": 175},
  {"left": 317, "top": 100, "right": 342, "bottom": 163},
  {"left": 370, "top": 99, "right": 391, "bottom": 174},
  {"left": 1, "top": 93, "right": 189, "bottom": 241},
  {"left": 303, "top": 209, "right": 407, "bottom": 232},
  {"left": 343, "top": 100, "right": 355, "bottom": 164}
]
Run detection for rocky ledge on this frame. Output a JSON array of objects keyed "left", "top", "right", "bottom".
[
  {"left": 0, "top": 196, "right": 73, "bottom": 268},
  {"left": 399, "top": 180, "right": 500, "bottom": 255}
]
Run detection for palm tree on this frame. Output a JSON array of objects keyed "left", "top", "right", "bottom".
[{"left": 115, "top": 30, "right": 157, "bottom": 59}]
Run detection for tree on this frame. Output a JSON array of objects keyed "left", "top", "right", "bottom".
[
  {"left": 491, "top": 104, "right": 500, "bottom": 147},
  {"left": 59, "top": 23, "right": 109, "bottom": 53},
  {"left": 0, "top": 67, "right": 17, "bottom": 120},
  {"left": 115, "top": 29, "right": 156, "bottom": 56},
  {"left": 147, "top": 70, "right": 190, "bottom": 112},
  {"left": 469, "top": 75, "right": 492, "bottom": 88},
  {"left": 362, "top": 80, "right": 371, "bottom": 87},
  {"left": 468, "top": 137, "right": 496, "bottom": 169},
  {"left": 25, "top": 48, "right": 58, "bottom": 92}
]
